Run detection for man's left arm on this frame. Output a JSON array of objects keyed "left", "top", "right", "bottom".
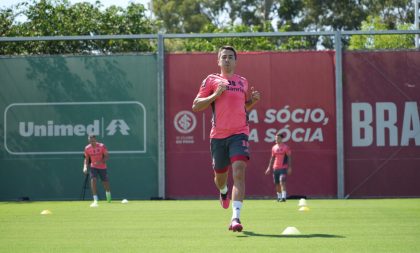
[
  {"left": 102, "top": 149, "right": 109, "bottom": 163},
  {"left": 245, "top": 86, "right": 260, "bottom": 111}
]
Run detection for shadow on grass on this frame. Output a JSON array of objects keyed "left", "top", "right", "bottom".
[{"left": 238, "top": 231, "right": 345, "bottom": 238}]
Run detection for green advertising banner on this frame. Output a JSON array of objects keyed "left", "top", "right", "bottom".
[
  {"left": 5, "top": 102, "right": 146, "bottom": 154},
  {"left": 0, "top": 54, "right": 158, "bottom": 201}
]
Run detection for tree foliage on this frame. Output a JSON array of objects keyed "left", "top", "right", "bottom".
[
  {"left": 0, "top": 0, "right": 157, "bottom": 54},
  {"left": 151, "top": 0, "right": 415, "bottom": 50},
  {"left": 169, "top": 23, "right": 277, "bottom": 53},
  {"left": 151, "top": 0, "right": 414, "bottom": 32},
  {"left": 348, "top": 15, "right": 415, "bottom": 50},
  {"left": 0, "top": 0, "right": 416, "bottom": 55},
  {"left": 150, "top": 0, "right": 214, "bottom": 33},
  {"left": 151, "top": 0, "right": 277, "bottom": 32}
]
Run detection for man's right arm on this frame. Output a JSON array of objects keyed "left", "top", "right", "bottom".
[
  {"left": 265, "top": 156, "right": 274, "bottom": 175},
  {"left": 192, "top": 84, "right": 226, "bottom": 112},
  {"left": 192, "top": 93, "right": 218, "bottom": 112},
  {"left": 83, "top": 154, "right": 89, "bottom": 174}
]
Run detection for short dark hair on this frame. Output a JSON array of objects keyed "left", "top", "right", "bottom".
[
  {"left": 276, "top": 133, "right": 284, "bottom": 138},
  {"left": 218, "top": 45, "right": 237, "bottom": 60}
]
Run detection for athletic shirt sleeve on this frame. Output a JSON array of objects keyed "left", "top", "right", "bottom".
[{"left": 197, "top": 74, "right": 218, "bottom": 98}]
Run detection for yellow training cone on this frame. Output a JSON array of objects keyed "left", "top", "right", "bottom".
[
  {"left": 298, "top": 198, "right": 307, "bottom": 206},
  {"left": 40, "top": 210, "right": 52, "bottom": 215},
  {"left": 282, "top": 226, "right": 301, "bottom": 235},
  {"left": 299, "top": 206, "right": 310, "bottom": 211}
]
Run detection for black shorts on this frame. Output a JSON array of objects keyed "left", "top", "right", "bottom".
[
  {"left": 90, "top": 168, "right": 109, "bottom": 182},
  {"left": 210, "top": 133, "right": 250, "bottom": 173},
  {"left": 273, "top": 168, "right": 287, "bottom": 184}
]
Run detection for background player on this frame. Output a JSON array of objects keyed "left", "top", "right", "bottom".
[
  {"left": 265, "top": 133, "right": 292, "bottom": 202},
  {"left": 83, "top": 135, "right": 111, "bottom": 207}
]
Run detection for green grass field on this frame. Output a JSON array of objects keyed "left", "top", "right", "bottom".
[{"left": 1, "top": 199, "right": 419, "bottom": 253}]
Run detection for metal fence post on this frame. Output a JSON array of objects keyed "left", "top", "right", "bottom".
[
  {"left": 157, "top": 33, "right": 165, "bottom": 199},
  {"left": 335, "top": 31, "right": 345, "bottom": 199},
  {"left": 415, "top": 0, "right": 419, "bottom": 48}
]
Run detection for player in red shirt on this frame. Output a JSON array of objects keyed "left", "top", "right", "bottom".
[
  {"left": 265, "top": 133, "right": 293, "bottom": 202},
  {"left": 192, "top": 45, "right": 260, "bottom": 232},
  {"left": 83, "top": 135, "right": 111, "bottom": 207}
]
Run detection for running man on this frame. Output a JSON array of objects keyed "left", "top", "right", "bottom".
[
  {"left": 83, "top": 135, "right": 111, "bottom": 207},
  {"left": 192, "top": 45, "right": 260, "bottom": 232},
  {"left": 265, "top": 133, "right": 292, "bottom": 202}
]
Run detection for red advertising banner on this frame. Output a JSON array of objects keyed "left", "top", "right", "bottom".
[
  {"left": 166, "top": 51, "right": 337, "bottom": 199},
  {"left": 343, "top": 51, "right": 420, "bottom": 197}
]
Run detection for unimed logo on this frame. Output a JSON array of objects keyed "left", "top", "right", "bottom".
[
  {"left": 4, "top": 102, "right": 146, "bottom": 155},
  {"left": 19, "top": 120, "right": 100, "bottom": 137},
  {"left": 19, "top": 119, "right": 130, "bottom": 137}
]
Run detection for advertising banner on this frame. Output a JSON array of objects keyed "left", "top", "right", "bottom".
[
  {"left": 4, "top": 101, "right": 146, "bottom": 155},
  {"left": 343, "top": 51, "right": 420, "bottom": 197},
  {"left": 0, "top": 55, "right": 158, "bottom": 200},
  {"left": 166, "top": 51, "right": 337, "bottom": 198}
]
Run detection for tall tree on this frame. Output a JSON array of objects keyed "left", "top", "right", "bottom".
[
  {"left": 151, "top": 0, "right": 213, "bottom": 33},
  {"left": 273, "top": 0, "right": 414, "bottom": 48},
  {"left": 274, "top": 0, "right": 305, "bottom": 31},
  {"left": 226, "top": 0, "right": 276, "bottom": 26},
  {"left": 151, "top": 0, "right": 277, "bottom": 31},
  {"left": 360, "top": 0, "right": 414, "bottom": 28},
  {"left": 299, "top": 0, "right": 367, "bottom": 31},
  {"left": 348, "top": 15, "right": 415, "bottom": 49},
  {"left": 275, "top": 0, "right": 413, "bottom": 31},
  {"left": 2, "top": 0, "right": 415, "bottom": 54},
  {"left": 0, "top": 0, "right": 157, "bottom": 55}
]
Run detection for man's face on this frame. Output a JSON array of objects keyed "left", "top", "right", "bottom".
[
  {"left": 218, "top": 49, "right": 236, "bottom": 71},
  {"left": 276, "top": 135, "right": 283, "bottom": 143},
  {"left": 88, "top": 136, "right": 97, "bottom": 145}
]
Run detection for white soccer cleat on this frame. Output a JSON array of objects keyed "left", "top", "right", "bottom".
[{"left": 90, "top": 201, "right": 98, "bottom": 208}]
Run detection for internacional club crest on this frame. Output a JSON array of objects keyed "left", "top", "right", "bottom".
[{"left": 174, "top": 111, "right": 197, "bottom": 134}]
